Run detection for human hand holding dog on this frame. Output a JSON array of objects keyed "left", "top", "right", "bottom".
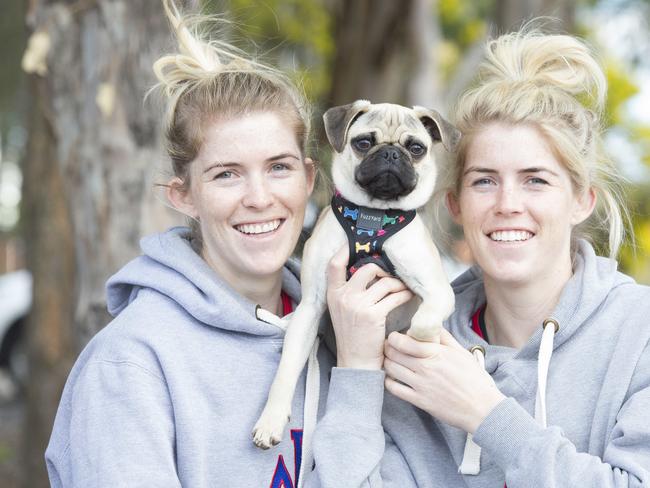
[
  {"left": 327, "top": 246, "right": 414, "bottom": 370},
  {"left": 384, "top": 329, "right": 506, "bottom": 434}
]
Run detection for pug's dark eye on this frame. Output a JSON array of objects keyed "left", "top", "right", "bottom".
[
  {"left": 409, "top": 143, "right": 425, "bottom": 156},
  {"left": 353, "top": 138, "right": 373, "bottom": 152}
]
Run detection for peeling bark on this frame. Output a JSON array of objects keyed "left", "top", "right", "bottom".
[{"left": 22, "top": 1, "right": 180, "bottom": 485}]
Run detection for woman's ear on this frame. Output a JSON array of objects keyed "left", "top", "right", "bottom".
[
  {"left": 166, "top": 177, "right": 197, "bottom": 219},
  {"left": 446, "top": 191, "right": 462, "bottom": 225},
  {"left": 304, "top": 157, "right": 317, "bottom": 195},
  {"left": 571, "top": 187, "right": 597, "bottom": 226}
]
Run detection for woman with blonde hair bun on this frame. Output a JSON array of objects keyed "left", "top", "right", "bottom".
[
  {"left": 43, "top": 0, "right": 371, "bottom": 486},
  {"left": 308, "top": 27, "right": 650, "bottom": 486}
]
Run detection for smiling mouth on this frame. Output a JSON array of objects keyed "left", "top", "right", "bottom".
[
  {"left": 488, "top": 230, "right": 534, "bottom": 242},
  {"left": 235, "top": 219, "right": 284, "bottom": 236}
]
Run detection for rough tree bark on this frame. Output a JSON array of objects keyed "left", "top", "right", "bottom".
[
  {"left": 326, "top": 0, "right": 443, "bottom": 108},
  {"left": 22, "top": 0, "right": 181, "bottom": 485}
]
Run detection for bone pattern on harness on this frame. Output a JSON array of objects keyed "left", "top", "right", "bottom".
[
  {"left": 355, "top": 242, "right": 371, "bottom": 253},
  {"left": 343, "top": 207, "right": 359, "bottom": 220},
  {"left": 331, "top": 191, "right": 417, "bottom": 278}
]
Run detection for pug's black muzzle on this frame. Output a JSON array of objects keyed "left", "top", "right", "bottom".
[{"left": 354, "top": 145, "right": 417, "bottom": 200}]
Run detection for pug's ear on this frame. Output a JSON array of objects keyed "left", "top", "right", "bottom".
[
  {"left": 413, "top": 106, "right": 461, "bottom": 153},
  {"left": 323, "top": 100, "right": 371, "bottom": 153}
]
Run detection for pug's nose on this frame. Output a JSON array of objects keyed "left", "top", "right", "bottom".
[{"left": 381, "top": 146, "right": 401, "bottom": 164}]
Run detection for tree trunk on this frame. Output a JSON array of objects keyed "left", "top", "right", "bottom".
[
  {"left": 494, "top": 0, "right": 576, "bottom": 33},
  {"left": 327, "top": 0, "right": 417, "bottom": 106},
  {"left": 22, "top": 1, "right": 180, "bottom": 485}
]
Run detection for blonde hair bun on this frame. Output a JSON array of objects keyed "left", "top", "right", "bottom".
[{"left": 481, "top": 29, "right": 607, "bottom": 112}]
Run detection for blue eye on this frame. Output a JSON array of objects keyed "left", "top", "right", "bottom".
[
  {"left": 472, "top": 178, "right": 494, "bottom": 186},
  {"left": 271, "top": 163, "right": 290, "bottom": 172},
  {"left": 528, "top": 177, "right": 549, "bottom": 185},
  {"left": 214, "top": 170, "right": 233, "bottom": 179}
]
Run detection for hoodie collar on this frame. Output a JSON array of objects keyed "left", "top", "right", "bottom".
[
  {"left": 446, "top": 240, "right": 624, "bottom": 370},
  {"left": 106, "top": 227, "right": 302, "bottom": 336}
]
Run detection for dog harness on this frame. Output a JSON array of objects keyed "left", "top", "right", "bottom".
[{"left": 331, "top": 191, "right": 416, "bottom": 278}]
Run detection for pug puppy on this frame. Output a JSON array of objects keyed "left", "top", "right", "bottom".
[{"left": 253, "top": 100, "right": 459, "bottom": 449}]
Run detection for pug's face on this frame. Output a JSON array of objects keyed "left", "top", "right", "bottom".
[{"left": 324, "top": 100, "right": 460, "bottom": 210}]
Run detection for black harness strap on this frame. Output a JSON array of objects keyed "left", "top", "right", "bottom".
[{"left": 331, "top": 191, "right": 417, "bottom": 279}]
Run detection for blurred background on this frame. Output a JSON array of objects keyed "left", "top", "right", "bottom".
[{"left": 1, "top": 0, "right": 649, "bottom": 486}]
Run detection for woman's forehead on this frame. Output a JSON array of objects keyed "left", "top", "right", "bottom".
[
  {"left": 197, "top": 112, "right": 301, "bottom": 163},
  {"left": 464, "top": 122, "right": 563, "bottom": 173}
]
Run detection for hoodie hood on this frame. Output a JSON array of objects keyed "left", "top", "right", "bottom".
[
  {"left": 106, "top": 226, "right": 302, "bottom": 336},
  {"left": 446, "top": 240, "right": 631, "bottom": 373}
]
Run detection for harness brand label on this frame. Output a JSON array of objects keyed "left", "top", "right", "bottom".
[{"left": 357, "top": 208, "right": 384, "bottom": 231}]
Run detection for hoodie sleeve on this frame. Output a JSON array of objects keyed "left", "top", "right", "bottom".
[
  {"left": 303, "top": 368, "right": 417, "bottom": 487},
  {"left": 46, "top": 359, "right": 182, "bottom": 488},
  {"left": 473, "top": 342, "right": 650, "bottom": 488}
]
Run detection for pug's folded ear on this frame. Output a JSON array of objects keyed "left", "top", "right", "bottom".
[
  {"left": 323, "top": 100, "right": 371, "bottom": 153},
  {"left": 413, "top": 106, "right": 461, "bottom": 153}
]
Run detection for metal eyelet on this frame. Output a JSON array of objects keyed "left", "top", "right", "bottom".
[
  {"left": 469, "top": 345, "right": 486, "bottom": 356},
  {"left": 543, "top": 318, "right": 560, "bottom": 333}
]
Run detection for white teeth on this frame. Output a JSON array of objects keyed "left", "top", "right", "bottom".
[
  {"left": 236, "top": 219, "right": 281, "bottom": 235},
  {"left": 489, "top": 230, "right": 533, "bottom": 242}
]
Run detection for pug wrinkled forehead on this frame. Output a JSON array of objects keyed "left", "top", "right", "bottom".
[
  {"left": 324, "top": 100, "right": 460, "bottom": 155},
  {"left": 324, "top": 100, "right": 460, "bottom": 208}
]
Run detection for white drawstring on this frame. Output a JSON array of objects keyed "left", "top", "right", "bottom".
[
  {"left": 535, "top": 319, "right": 558, "bottom": 428},
  {"left": 298, "top": 337, "right": 320, "bottom": 488},
  {"left": 255, "top": 307, "right": 320, "bottom": 488},
  {"left": 459, "top": 318, "right": 559, "bottom": 476},
  {"left": 459, "top": 345, "right": 486, "bottom": 475}
]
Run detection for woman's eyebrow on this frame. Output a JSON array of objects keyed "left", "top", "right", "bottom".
[
  {"left": 519, "top": 167, "right": 560, "bottom": 176},
  {"left": 463, "top": 167, "right": 497, "bottom": 176},
  {"left": 203, "top": 161, "right": 240, "bottom": 174},
  {"left": 267, "top": 152, "right": 300, "bottom": 162}
]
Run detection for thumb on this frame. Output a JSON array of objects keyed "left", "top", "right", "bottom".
[
  {"left": 439, "top": 328, "right": 465, "bottom": 351},
  {"left": 327, "top": 245, "right": 349, "bottom": 289}
]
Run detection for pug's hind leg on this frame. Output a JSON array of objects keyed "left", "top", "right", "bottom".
[
  {"left": 407, "top": 292, "right": 453, "bottom": 342},
  {"left": 383, "top": 216, "right": 455, "bottom": 343}
]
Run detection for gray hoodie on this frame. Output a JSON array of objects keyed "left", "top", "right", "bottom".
[
  {"left": 45, "top": 227, "right": 333, "bottom": 488},
  {"left": 309, "top": 240, "right": 650, "bottom": 487}
]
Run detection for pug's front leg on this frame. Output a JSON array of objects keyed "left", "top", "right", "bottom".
[
  {"left": 252, "top": 300, "right": 324, "bottom": 449},
  {"left": 383, "top": 216, "right": 454, "bottom": 342},
  {"left": 252, "top": 210, "right": 345, "bottom": 449}
]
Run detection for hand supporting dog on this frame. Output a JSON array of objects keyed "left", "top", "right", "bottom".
[{"left": 327, "top": 246, "right": 414, "bottom": 370}]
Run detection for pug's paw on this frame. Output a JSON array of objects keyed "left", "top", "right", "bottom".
[
  {"left": 407, "top": 310, "right": 441, "bottom": 343},
  {"left": 252, "top": 405, "right": 291, "bottom": 449}
]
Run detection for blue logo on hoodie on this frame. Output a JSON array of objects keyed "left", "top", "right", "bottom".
[{"left": 270, "top": 429, "right": 303, "bottom": 488}]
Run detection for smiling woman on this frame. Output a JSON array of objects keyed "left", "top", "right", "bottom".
[
  {"left": 44, "top": 1, "right": 331, "bottom": 487},
  {"left": 306, "top": 26, "right": 650, "bottom": 488},
  {"left": 448, "top": 122, "right": 596, "bottom": 296},
  {"left": 167, "top": 112, "right": 315, "bottom": 310}
]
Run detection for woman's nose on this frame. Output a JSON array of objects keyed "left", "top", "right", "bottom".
[
  {"left": 242, "top": 176, "right": 274, "bottom": 209},
  {"left": 494, "top": 185, "right": 523, "bottom": 215}
]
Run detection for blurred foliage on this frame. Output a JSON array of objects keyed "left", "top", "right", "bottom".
[
  {"left": 631, "top": 125, "right": 650, "bottom": 166},
  {"left": 439, "top": 0, "right": 492, "bottom": 47},
  {"left": 602, "top": 59, "right": 640, "bottom": 127},
  {"left": 205, "top": 0, "right": 333, "bottom": 103},
  {"left": 620, "top": 183, "right": 650, "bottom": 283},
  {"left": 437, "top": 0, "right": 492, "bottom": 82}
]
